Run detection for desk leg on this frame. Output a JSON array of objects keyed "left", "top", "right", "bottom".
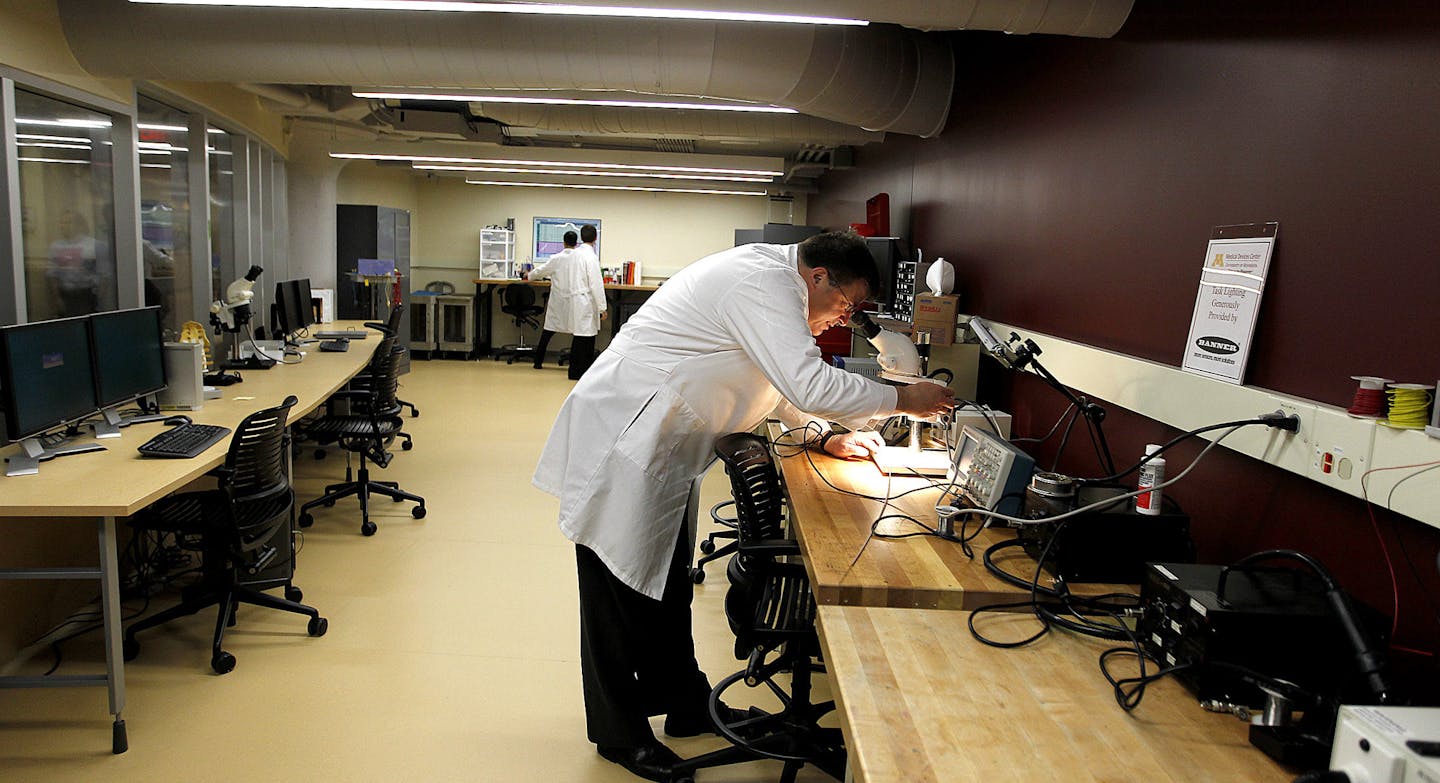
[{"left": 97, "top": 515, "right": 127, "bottom": 754}]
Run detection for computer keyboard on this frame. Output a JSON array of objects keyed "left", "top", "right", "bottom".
[
  {"left": 319, "top": 339, "right": 350, "bottom": 352},
  {"left": 137, "top": 423, "right": 232, "bottom": 458},
  {"left": 314, "top": 330, "right": 369, "bottom": 340}
]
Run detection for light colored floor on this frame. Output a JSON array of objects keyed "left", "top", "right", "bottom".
[{"left": 0, "top": 359, "right": 836, "bottom": 782}]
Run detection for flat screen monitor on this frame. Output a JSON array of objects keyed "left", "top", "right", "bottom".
[
  {"left": 864, "top": 237, "right": 901, "bottom": 315},
  {"left": 274, "top": 278, "right": 315, "bottom": 339},
  {"left": 0, "top": 316, "right": 100, "bottom": 444},
  {"left": 90, "top": 306, "right": 167, "bottom": 409}
]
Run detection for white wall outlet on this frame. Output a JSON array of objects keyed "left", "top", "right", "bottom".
[{"left": 1304, "top": 406, "right": 1376, "bottom": 493}]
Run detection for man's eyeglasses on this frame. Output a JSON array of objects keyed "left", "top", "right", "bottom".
[{"left": 829, "top": 277, "right": 860, "bottom": 318}]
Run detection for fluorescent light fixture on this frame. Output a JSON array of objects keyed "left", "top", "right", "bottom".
[
  {"left": 140, "top": 163, "right": 174, "bottom": 169},
  {"left": 464, "top": 178, "right": 765, "bottom": 196},
  {"left": 18, "top": 141, "right": 94, "bottom": 151},
  {"left": 331, "top": 151, "right": 783, "bottom": 177},
  {"left": 17, "top": 133, "right": 94, "bottom": 144},
  {"left": 137, "top": 122, "right": 189, "bottom": 133},
  {"left": 413, "top": 163, "right": 770, "bottom": 182},
  {"left": 354, "top": 91, "right": 797, "bottom": 113},
  {"left": 18, "top": 157, "right": 91, "bottom": 165},
  {"left": 15, "top": 117, "right": 112, "bottom": 129},
  {"left": 128, "top": 1, "right": 868, "bottom": 26}
]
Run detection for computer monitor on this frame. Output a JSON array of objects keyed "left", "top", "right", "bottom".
[
  {"left": 864, "top": 237, "right": 902, "bottom": 315},
  {"left": 0, "top": 316, "right": 105, "bottom": 475},
  {"left": 89, "top": 306, "right": 167, "bottom": 436},
  {"left": 274, "top": 278, "right": 315, "bottom": 341}
]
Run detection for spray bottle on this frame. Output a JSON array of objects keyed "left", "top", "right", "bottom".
[{"left": 1135, "top": 444, "right": 1165, "bottom": 516}]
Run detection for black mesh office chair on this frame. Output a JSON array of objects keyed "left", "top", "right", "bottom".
[
  {"left": 688, "top": 500, "right": 738, "bottom": 584},
  {"left": 297, "top": 333, "right": 426, "bottom": 536},
  {"left": 673, "top": 432, "right": 847, "bottom": 783},
  {"left": 122, "top": 396, "right": 327, "bottom": 675},
  {"left": 493, "top": 283, "right": 544, "bottom": 364},
  {"left": 360, "top": 304, "right": 418, "bottom": 418}
]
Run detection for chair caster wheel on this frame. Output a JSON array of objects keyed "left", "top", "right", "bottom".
[
  {"left": 314, "top": 449, "right": 326, "bottom": 460},
  {"left": 298, "top": 512, "right": 314, "bottom": 528},
  {"left": 308, "top": 616, "right": 328, "bottom": 637},
  {"left": 285, "top": 586, "right": 303, "bottom": 602},
  {"left": 361, "top": 521, "right": 377, "bottom": 536},
  {"left": 699, "top": 540, "right": 716, "bottom": 554},
  {"left": 211, "top": 651, "right": 236, "bottom": 674},
  {"left": 689, "top": 567, "right": 706, "bottom": 584},
  {"left": 410, "top": 410, "right": 420, "bottom": 418},
  {"left": 401, "top": 441, "right": 413, "bottom": 451},
  {"left": 123, "top": 638, "right": 139, "bottom": 661},
  {"left": 412, "top": 506, "right": 426, "bottom": 519}
]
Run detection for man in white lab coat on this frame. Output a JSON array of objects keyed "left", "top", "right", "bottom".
[
  {"left": 533, "top": 231, "right": 954, "bottom": 781},
  {"left": 525, "top": 230, "right": 606, "bottom": 378}
]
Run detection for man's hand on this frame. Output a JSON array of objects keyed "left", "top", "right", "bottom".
[
  {"left": 600, "top": 310, "right": 608, "bottom": 321},
  {"left": 894, "top": 381, "right": 955, "bottom": 419},
  {"left": 823, "top": 430, "right": 885, "bottom": 460}
]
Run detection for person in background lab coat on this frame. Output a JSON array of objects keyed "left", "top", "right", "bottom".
[
  {"left": 524, "top": 230, "right": 606, "bottom": 378},
  {"left": 532, "top": 231, "right": 955, "bottom": 782}
]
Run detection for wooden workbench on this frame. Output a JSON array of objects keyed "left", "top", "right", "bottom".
[{"left": 815, "top": 605, "right": 1294, "bottom": 783}]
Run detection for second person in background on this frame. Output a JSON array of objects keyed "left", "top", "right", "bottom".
[{"left": 525, "top": 229, "right": 607, "bottom": 379}]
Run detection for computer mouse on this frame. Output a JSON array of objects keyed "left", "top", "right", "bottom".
[{"left": 163, "top": 416, "right": 192, "bottom": 426}]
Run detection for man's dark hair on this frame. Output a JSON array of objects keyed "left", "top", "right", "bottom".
[
  {"left": 798, "top": 231, "right": 880, "bottom": 296},
  {"left": 580, "top": 224, "right": 597, "bottom": 243},
  {"left": 563, "top": 230, "right": 578, "bottom": 247}
]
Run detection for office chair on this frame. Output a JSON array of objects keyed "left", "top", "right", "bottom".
[
  {"left": 122, "top": 395, "right": 328, "bottom": 675},
  {"left": 688, "top": 499, "right": 738, "bottom": 584},
  {"left": 493, "top": 283, "right": 544, "bottom": 364},
  {"left": 673, "top": 432, "right": 847, "bottom": 783},
  {"left": 297, "top": 333, "right": 426, "bottom": 536},
  {"left": 361, "top": 304, "right": 419, "bottom": 418}
]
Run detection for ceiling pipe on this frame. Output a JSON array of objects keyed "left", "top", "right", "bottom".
[
  {"left": 235, "top": 82, "right": 312, "bottom": 109},
  {"left": 470, "top": 103, "right": 884, "bottom": 146},
  {"left": 57, "top": 0, "right": 954, "bottom": 137}
]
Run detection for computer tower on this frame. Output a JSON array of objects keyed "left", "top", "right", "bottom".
[{"left": 156, "top": 342, "right": 204, "bottom": 411}]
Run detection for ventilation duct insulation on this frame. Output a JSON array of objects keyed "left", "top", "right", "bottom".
[
  {"left": 58, "top": 0, "right": 955, "bottom": 137},
  {"left": 368, "top": 105, "right": 505, "bottom": 143},
  {"left": 500, "top": 0, "right": 1136, "bottom": 37}
]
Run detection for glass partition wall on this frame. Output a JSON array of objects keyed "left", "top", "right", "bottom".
[{"left": 1, "top": 74, "right": 287, "bottom": 332}]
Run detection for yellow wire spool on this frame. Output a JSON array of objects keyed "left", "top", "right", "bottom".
[{"left": 1382, "top": 384, "right": 1433, "bottom": 429}]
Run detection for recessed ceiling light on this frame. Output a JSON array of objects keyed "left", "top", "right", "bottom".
[
  {"left": 354, "top": 91, "right": 797, "bottom": 113},
  {"left": 15, "top": 118, "right": 112, "bottom": 129},
  {"left": 464, "top": 179, "right": 765, "bottom": 196},
  {"left": 128, "top": 1, "right": 868, "bottom": 26},
  {"left": 331, "top": 152, "right": 783, "bottom": 177}
]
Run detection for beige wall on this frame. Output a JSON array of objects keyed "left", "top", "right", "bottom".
[{"left": 0, "top": 0, "right": 131, "bottom": 104}]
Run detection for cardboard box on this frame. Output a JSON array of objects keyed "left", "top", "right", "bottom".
[{"left": 912, "top": 293, "right": 960, "bottom": 345}]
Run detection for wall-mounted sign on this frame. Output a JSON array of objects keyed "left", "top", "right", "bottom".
[{"left": 1181, "top": 222, "right": 1278, "bottom": 384}]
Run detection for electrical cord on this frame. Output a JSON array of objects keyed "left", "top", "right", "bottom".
[
  {"left": 1077, "top": 414, "right": 1292, "bottom": 486},
  {"left": 1013, "top": 403, "right": 1078, "bottom": 445}
]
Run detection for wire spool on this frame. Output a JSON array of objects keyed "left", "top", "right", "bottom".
[
  {"left": 1347, "top": 375, "right": 1392, "bottom": 418},
  {"left": 1382, "top": 383, "right": 1434, "bottom": 429}
]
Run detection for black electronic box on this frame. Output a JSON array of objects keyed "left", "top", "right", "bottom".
[
  {"left": 1136, "top": 562, "right": 1387, "bottom": 707},
  {"left": 1015, "top": 486, "right": 1193, "bottom": 583}
]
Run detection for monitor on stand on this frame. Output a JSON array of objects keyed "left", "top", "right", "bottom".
[
  {"left": 864, "top": 237, "right": 902, "bottom": 317},
  {"left": 0, "top": 316, "right": 105, "bottom": 476},
  {"left": 89, "top": 306, "right": 168, "bottom": 437},
  {"left": 274, "top": 278, "right": 316, "bottom": 344}
]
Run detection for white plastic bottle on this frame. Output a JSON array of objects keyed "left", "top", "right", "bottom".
[{"left": 1135, "top": 444, "right": 1165, "bottom": 515}]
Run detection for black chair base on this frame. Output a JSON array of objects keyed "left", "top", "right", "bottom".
[
  {"left": 123, "top": 581, "right": 325, "bottom": 674},
  {"left": 299, "top": 460, "right": 426, "bottom": 536},
  {"left": 493, "top": 343, "right": 537, "bottom": 364}
]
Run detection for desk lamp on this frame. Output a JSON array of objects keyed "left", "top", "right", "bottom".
[{"left": 849, "top": 310, "right": 952, "bottom": 476}]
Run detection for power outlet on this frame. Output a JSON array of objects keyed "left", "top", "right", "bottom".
[{"left": 1307, "top": 406, "right": 1377, "bottom": 493}]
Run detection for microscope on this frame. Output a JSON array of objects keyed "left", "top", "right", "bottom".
[
  {"left": 849, "top": 310, "right": 952, "bottom": 476},
  {"left": 209, "top": 265, "right": 274, "bottom": 373}
]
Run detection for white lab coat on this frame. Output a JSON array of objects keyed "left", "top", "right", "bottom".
[
  {"left": 532, "top": 243, "right": 898, "bottom": 600},
  {"left": 528, "top": 247, "right": 606, "bottom": 337}
]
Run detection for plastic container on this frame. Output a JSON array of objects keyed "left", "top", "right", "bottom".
[{"left": 1135, "top": 444, "right": 1165, "bottom": 516}]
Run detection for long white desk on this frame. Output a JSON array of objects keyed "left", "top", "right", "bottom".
[{"left": 0, "top": 324, "right": 376, "bottom": 753}]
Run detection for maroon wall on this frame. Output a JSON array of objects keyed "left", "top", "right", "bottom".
[{"left": 810, "top": 1, "right": 1440, "bottom": 691}]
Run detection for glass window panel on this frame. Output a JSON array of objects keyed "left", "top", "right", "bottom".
[
  {"left": 207, "top": 126, "right": 235, "bottom": 307},
  {"left": 136, "top": 95, "right": 192, "bottom": 336},
  {"left": 15, "top": 89, "right": 118, "bottom": 320}
]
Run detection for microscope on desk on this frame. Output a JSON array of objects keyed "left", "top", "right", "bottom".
[
  {"left": 849, "top": 310, "right": 953, "bottom": 476},
  {"left": 209, "top": 264, "right": 273, "bottom": 376}
]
